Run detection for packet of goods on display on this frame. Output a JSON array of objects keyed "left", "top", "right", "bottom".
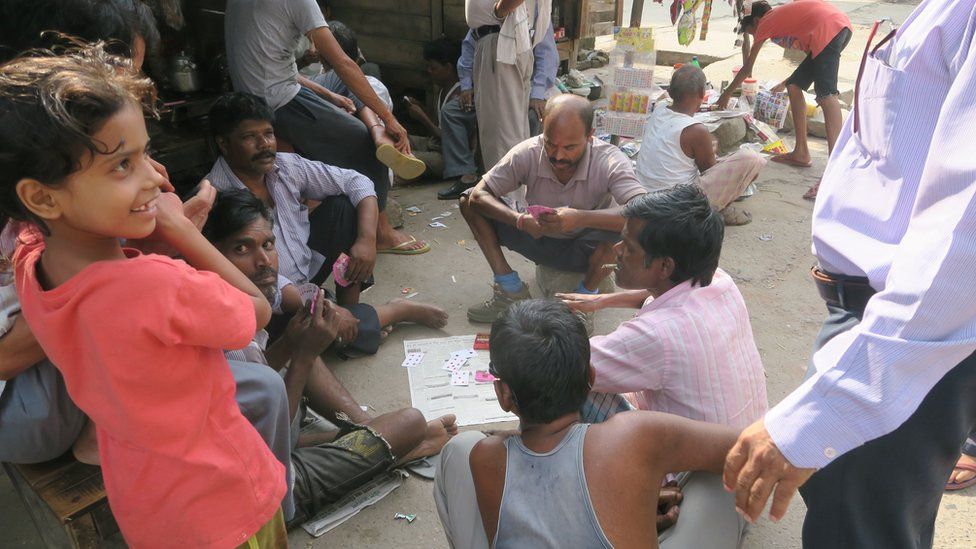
[{"left": 608, "top": 92, "right": 651, "bottom": 114}]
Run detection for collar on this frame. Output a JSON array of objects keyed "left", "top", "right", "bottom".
[
  {"left": 638, "top": 269, "right": 729, "bottom": 314},
  {"left": 537, "top": 137, "right": 594, "bottom": 186},
  {"left": 215, "top": 155, "right": 277, "bottom": 190}
]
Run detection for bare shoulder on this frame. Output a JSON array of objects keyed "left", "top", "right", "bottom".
[{"left": 470, "top": 434, "right": 509, "bottom": 468}]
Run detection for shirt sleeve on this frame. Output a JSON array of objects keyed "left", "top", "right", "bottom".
[
  {"left": 287, "top": 0, "right": 328, "bottom": 35},
  {"left": 765, "top": 32, "right": 976, "bottom": 469},
  {"left": 605, "top": 147, "right": 647, "bottom": 204},
  {"left": 590, "top": 318, "right": 666, "bottom": 393},
  {"left": 290, "top": 154, "right": 377, "bottom": 206},
  {"left": 481, "top": 146, "right": 524, "bottom": 197},
  {"left": 161, "top": 264, "right": 256, "bottom": 351},
  {"left": 530, "top": 25, "right": 559, "bottom": 100},
  {"left": 458, "top": 31, "right": 476, "bottom": 92}
]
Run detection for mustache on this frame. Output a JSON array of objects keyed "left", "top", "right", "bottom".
[
  {"left": 252, "top": 266, "right": 277, "bottom": 282},
  {"left": 548, "top": 156, "right": 571, "bottom": 166},
  {"left": 252, "top": 151, "right": 276, "bottom": 161}
]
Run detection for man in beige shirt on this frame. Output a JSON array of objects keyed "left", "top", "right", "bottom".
[{"left": 459, "top": 95, "right": 646, "bottom": 323}]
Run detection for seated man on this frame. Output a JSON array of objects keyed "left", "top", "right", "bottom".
[
  {"left": 402, "top": 37, "right": 480, "bottom": 199},
  {"left": 635, "top": 66, "right": 765, "bottom": 226},
  {"left": 201, "top": 189, "right": 457, "bottom": 526},
  {"left": 459, "top": 94, "right": 646, "bottom": 323},
  {"left": 559, "top": 184, "right": 768, "bottom": 548},
  {"left": 306, "top": 21, "right": 426, "bottom": 181},
  {"left": 206, "top": 92, "right": 384, "bottom": 305},
  {"left": 434, "top": 299, "right": 739, "bottom": 548}
]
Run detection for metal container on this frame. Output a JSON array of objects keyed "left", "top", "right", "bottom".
[{"left": 168, "top": 51, "right": 201, "bottom": 93}]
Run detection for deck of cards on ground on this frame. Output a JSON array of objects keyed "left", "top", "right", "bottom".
[{"left": 402, "top": 335, "right": 516, "bottom": 427}]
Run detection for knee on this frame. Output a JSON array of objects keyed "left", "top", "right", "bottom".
[
  {"left": 458, "top": 192, "right": 475, "bottom": 218},
  {"left": 229, "top": 361, "right": 288, "bottom": 421}
]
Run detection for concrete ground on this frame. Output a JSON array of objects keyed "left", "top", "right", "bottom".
[{"left": 3, "top": 1, "right": 975, "bottom": 547}]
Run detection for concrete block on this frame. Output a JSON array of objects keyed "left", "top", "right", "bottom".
[
  {"left": 386, "top": 197, "right": 403, "bottom": 229},
  {"left": 807, "top": 108, "right": 850, "bottom": 138},
  {"left": 710, "top": 116, "right": 748, "bottom": 153}
]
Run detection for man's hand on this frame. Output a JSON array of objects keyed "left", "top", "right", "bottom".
[
  {"left": 406, "top": 103, "right": 428, "bottom": 123},
  {"left": 716, "top": 91, "right": 731, "bottom": 111},
  {"left": 459, "top": 89, "right": 474, "bottom": 111},
  {"left": 555, "top": 292, "right": 607, "bottom": 313},
  {"left": 723, "top": 420, "right": 816, "bottom": 524},
  {"left": 182, "top": 179, "right": 216, "bottom": 231},
  {"left": 529, "top": 98, "right": 546, "bottom": 121},
  {"left": 520, "top": 215, "right": 545, "bottom": 239},
  {"left": 537, "top": 208, "right": 580, "bottom": 236},
  {"left": 346, "top": 237, "right": 376, "bottom": 284},
  {"left": 382, "top": 116, "right": 412, "bottom": 155},
  {"left": 335, "top": 305, "right": 360, "bottom": 346},
  {"left": 771, "top": 81, "right": 787, "bottom": 94},
  {"left": 296, "top": 290, "right": 340, "bottom": 358},
  {"left": 657, "top": 481, "right": 683, "bottom": 533},
  {"left": 326, "top": 90, "right": 356, "bottom": 114}
]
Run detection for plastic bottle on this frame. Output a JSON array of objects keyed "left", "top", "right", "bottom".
[
  {"left": 691, "top": 56, "right": 701, "bottom": 68},
  {"left": 742, "top": 78, "right": 759, "bottom": 99}
]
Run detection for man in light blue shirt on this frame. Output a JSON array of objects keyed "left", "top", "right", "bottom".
[{"left": 723, "top": 1, "right": 976, "bottom": 546}]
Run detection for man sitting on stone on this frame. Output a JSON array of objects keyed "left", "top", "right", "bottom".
[
  {"left": 635, "top": 66, "right": 765, "bottom": 226},
  {"left": 202, "top": 188, "right": 457, "bottom": 527},
  {"left": 459, "top": 94, "right": 646, "bottom": 323},
  {"left": 558, "top": 184, "right": 767, "bottom": 548},
  {"left": 434, "top": 299, "right": 740, "bottom": 548},
  {"left": 206, "top": 92, "right": 381, "bottom": 305}
]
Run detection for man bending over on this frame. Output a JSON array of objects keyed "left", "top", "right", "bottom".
[
  {"left": 636, "top": 66, "right": 765, "bottom": 226},
  {"left": 434, "top": 299, "right": 739, "bottom": 548},
  {"left": 459, "top": 94, "right": 646, "bottom": 323}
]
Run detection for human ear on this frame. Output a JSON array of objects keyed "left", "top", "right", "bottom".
[
  {"left": 495, "top": 381, "right": 516, "bottom": 413},
  {"left": 215, "top": 135, "right": 229, "bottom": 157},
  {"left": 15, "top": 178, "right": 62, "bottom": 222},
  {"left": 659, "top": 257, "right": 676, "bottom": 281}
]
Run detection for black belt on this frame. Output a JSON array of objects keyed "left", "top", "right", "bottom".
[
  {"left": 812, "top": 267, "right": 876, "bottom": 314},
  {"left": 473, "top": 25, "right": 501, "bottom": 40}
]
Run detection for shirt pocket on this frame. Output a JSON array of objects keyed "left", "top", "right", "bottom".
[{"left": 854, "top": 53, "right": 903, "bottom": 160}]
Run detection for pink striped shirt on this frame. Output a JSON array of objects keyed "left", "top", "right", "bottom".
[{"left": 590, "top": 268, "right": 767, "bottom": 429}]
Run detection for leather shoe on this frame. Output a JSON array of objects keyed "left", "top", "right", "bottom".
[{"left": 437, "top": 179, "right": 475, "bottom": 200}]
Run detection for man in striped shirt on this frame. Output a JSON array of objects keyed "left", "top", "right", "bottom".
[
  {"left": 560, "top": 185, "right": 767, "bottom": 548},
  {"left": 206, "top": 93, "right": 379, "bottom": 305}
]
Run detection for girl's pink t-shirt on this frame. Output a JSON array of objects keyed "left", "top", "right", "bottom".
[
  {"left": 754, "top": 0, "right": 852, "bottom": 58},
  {"left": 14, "top": 234, "right": 284, "bottom": 548}
]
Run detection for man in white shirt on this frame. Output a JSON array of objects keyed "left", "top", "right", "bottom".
[
  {"left": 635, "top": 66, "right": 765, "bottom": 226},
  {"left": 724, "top": 2, "right": 976, "bottom": 546}
]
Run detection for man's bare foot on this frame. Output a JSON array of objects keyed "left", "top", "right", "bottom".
[
  {"left": 400, "top": 414, "right": 458, "bottom": 463},
  {"left": 390, "top": 298, "right": 449, "bottom": 328},
  {"left": 770, "top": 151, "right": 813, "bottom": 168},
  {"left": 949, "top": 453, "right": 976, "bottom": 487},
  {"left": 377, "top": 215, "right": 429, "bottom": 253},
  {"left": 72, "top": 420, "right": 100, "bottom": 465}
]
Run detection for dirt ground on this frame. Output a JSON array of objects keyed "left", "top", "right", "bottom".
[{"left": 3, "top": 1, "right": 975, "bottom": 547}]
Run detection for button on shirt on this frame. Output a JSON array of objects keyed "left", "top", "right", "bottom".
[
  {"left": 482, "top": 135, "right": 646, "bottom": 235},
  {"left": 207, "top": 153, "right": 376, "bottom": 285},
  {"left": 590, "top": 269, "right": 768, "bottom": 430},
  {"left": 765, "top": 0, "right": 976, "bottom": 469}
]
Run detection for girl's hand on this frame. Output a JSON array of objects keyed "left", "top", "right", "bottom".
[{"left": 152, "top": 192, "right": 197, "bottom": 245}]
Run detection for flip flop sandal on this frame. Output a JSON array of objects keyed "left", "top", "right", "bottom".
[
  {"left": 376, "top": 144, "right": 426, "bottom": 180},
  {"left": 377, "top": 236, "right": 431, "bottom": 255},
  {"left": 946, "top": 462, "right": 976, "bottom": 491},
  {"left": 403, "top": 454, "right": 441, "bottom": 480},
  {"left": 771, "top": 155, "right": 814, "bottom": 168},
  {"left": 803, "top": 179, "right": 821, "bottom": 200}
]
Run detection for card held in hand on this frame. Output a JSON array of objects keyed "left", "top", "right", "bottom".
[{"left": 333, "top": 253, "right": 351, "bottom": 287}]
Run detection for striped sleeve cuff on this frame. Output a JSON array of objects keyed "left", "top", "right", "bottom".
[
  {"left": 764, "top": 376, "right": 865, "bottom": 469},
  {"left": 343, "top": 172, "right": 378, "bottom": 206}
]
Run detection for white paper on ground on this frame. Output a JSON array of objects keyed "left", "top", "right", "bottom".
[{"left": 302, "top": 470, "right": 407, "bottom": 537}]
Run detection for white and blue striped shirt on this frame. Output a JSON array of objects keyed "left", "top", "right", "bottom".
[
  {"left": 766, "top": 0, "right": 976, "bottom": 468},
  {"left": 206, "top": 152, "right": 376, "bottom": 285}
]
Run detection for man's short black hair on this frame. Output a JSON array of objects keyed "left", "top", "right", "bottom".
[
  {"left": 489, "top": 299, "right": 591, "bottom": 424},
  {"left": 201, "top": 188, "right": 273, "bottom": 245},
  {"left": 328, "top": 20, "right": 359, "bottom": 62},
  {"left": 208, "top": 92, "right": 275, "bottom": 140},
  {"left": 422, "top": 38, "right": 462, "bottom": 67},
  {"left": 624, "top": 184, "right": 724, "bottom": 288},
  {"left": 738, "top": 0, "right": 771, "bottom": 32},
  {"left": 0, "top": 0, "right": 159, "bottom": 63}
]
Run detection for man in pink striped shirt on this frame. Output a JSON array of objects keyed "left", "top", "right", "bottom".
[{"left": 560, "top": 184, "right": 767, "bottom": 548}]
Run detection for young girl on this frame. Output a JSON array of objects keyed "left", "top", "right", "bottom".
[{"left": 0, "top": 46, "right": 286, "bottom": 547}]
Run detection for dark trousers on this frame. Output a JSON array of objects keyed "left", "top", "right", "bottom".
[
  {"left": 307, "top": 194, "right": 359, "bottom": 284},
  {"left": 274, "top": 87, "right": 391, "bottom": 210},
  {"left": 799, "top": 304, "right": 976, "bottom": 548}
]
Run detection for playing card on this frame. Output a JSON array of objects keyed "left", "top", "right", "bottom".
[
  {"left": 401, "top": 351, "right": 425, "bottom": 368},
  {"left": 526, "top": 205, "right": 557, "bottom": 219},
  {"left": 442, "top": 355, "right": 467, "bottom": 372},
  {"left": 297, "top": 283, "right": 321, "bottom": 305},
  {"left": 451, "top": 349, "right": 477, "bottom": 360},
  {"left": 450, "top": 370, "right": 470, "bottom": 386},
  {"left": 333, "top": 253, "right": 351, "bottom": 287}
]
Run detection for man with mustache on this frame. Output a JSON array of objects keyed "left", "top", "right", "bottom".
[
  {"left": 206, "top": 92, "right": 378, "bottom": 307},
  {"left": 458, "top": 94, "right": 646, "bottom": 323}
]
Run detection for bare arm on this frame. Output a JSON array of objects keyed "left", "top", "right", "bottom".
[
  {"left": 493, "top": 0, "right": 526, "bottom": 18},
  {"left": 625, "top": 412, "right": 740, "bottom": 475},
  {"left": 539, "top": 207, "right": 628, "bottom": 234},
  {"left": 298, "top": 74, "right": 356, "bottom": 114},
  {"left": 558, "top": 289, "right": 652, "bottom": 313},
  {"left": 681, "top": 124, "right": 718, "bottom": 173},
  {"left": 308, "top": 26, "right": 410, "bottom": 151},
  {"left": 718, "top": 39, "right": 765, "bottom": 108},
  {"left": 468, "top": 180, "right": 522, "bottom": 227},
  {"left": 0, "top": 315, "right": 47, "bottom": 380}
]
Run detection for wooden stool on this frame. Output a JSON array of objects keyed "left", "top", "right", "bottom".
[{"left": 3, "top": 455, "right": 119, "bottom": 548}]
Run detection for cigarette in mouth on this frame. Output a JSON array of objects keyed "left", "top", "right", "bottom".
[{"left": 602, "top": 263, "right": 618, "bottom": 269}]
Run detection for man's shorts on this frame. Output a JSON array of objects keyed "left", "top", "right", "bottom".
[
  {"left": 289, "top": 411, "right": 395, "bottom": 526},
  {"left": 786, "top": 27, "right": 853, "bottom": 100},
  {"left": 491, "top": 217, "right": 620, "bottom": 273}
]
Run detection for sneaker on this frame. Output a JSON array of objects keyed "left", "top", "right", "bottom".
[{"left": 467, "top": 283, "right": 532, "bottom": 323}]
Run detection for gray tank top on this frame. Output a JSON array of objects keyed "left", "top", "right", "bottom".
[{"left": 493, "top": 423, "right": 613, "bottom": 548}]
